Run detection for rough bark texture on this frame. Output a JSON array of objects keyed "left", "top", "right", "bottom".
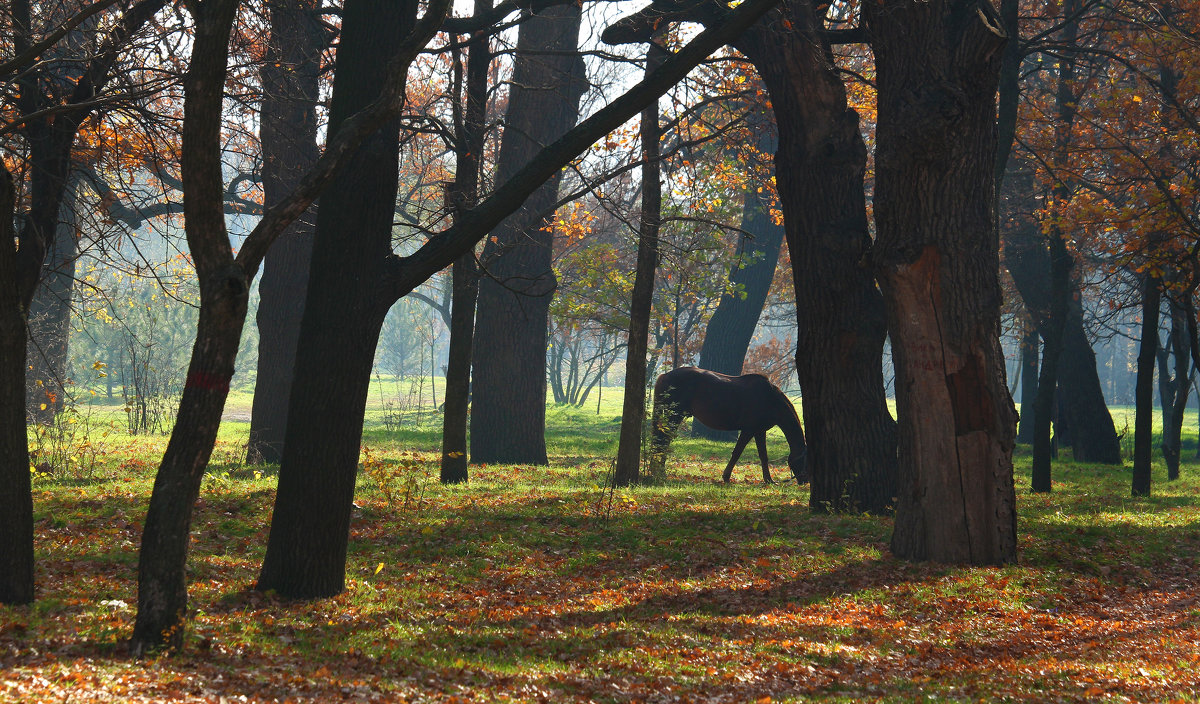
[
  {"left": 866, "top": 0, "right": 1018, "bottom": 563},
  {"left": 25, "top": 176, "right": 79, "bottom": 424},
  {"left": 246, "top": 0, "right": 323, "bottom": 465},
  {"left": 470, "top": 4, "right": 586, "bottom": 465},
  {"left": 256, "top": 0, "right": 415, "bottom": 598},
  {"left": 736, "top": 1, "right": 897, "bottom": 513},
  {"left": 694, "top": 151, "right": 784, "bottom": 443},
  {"left": 1132, "top": 275, "right": 1160, "bottom": 497},
  {"left": 132, "top": 0, "right": 247, "bottom": 652},
  {"left": 0, "top": 166, "right": 35, "bottom": 604},
  {"left": 614, "top": 41, "right": 666, "bottom": 488}
]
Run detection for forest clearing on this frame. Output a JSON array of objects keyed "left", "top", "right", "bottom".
[{"left": 3, "top": 395, "right": 1199, "bottom": 703}]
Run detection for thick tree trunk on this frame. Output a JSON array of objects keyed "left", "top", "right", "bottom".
[
  {"left": 694, "top": 144, "right": 784, "bottom": 443},
  {"left": 470, "top": 4, "right": 586, "bottom": 465},
  {"left": 614, "top": 41, "right": 666, "bottom": 488},
  {"left": 440, "top": 1, "right": 490, "bottom": 485},
  {"left": 256, "top": 0, "right": 415, "bottom": 598},
  {"left": 736, "top": 0, "right": 897, "bottom": 512},
  {"left": 1030, "top": 232, "right": 1070, "bottom": 492},
  {"left": 1133, "top": 275, "right": 1160, "bottom": 497},
  {"left": 867, "top": 0, "right": 1018, "bottom": 563},
  {"left": 25, "top": 176, "right": 80, "bottom": 424},
  {"left": 1016, "top": 315, "right": 1038, "bottom": 444},
  {"left": 0, "top": 166, "right": 35, "bottom": 605},
  {"left": 246, "top": 0, "right": 323, "bottom": 465}
]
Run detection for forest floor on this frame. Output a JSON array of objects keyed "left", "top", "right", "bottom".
[{"left": 3, "top": 394, "right": 1199, "bottom": 703}]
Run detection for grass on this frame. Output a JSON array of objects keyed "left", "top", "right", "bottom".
[{"left": 2, "top": 387, "right": 1199, "bottom": 702}]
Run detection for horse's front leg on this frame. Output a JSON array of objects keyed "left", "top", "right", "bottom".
[
  {"left": 755, "top": 432, "right": 774, "bottom": 484},
  {"left": 723, "top": 431, "right": 753, "bottom": 483}
]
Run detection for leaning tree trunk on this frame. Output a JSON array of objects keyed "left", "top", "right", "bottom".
[
  {"left": 738, "top": 0, "right": 896, "bottom": 512},
  {"left": 0, "top": 166, "right": 35, "bottom": 605},
  {"left": 256, "top": 0, "right": 415, "bottom": 598},
  {"left": 470, "top": 4, "right": 586, "bottom": 465},
  {"left": 25, "top": 176, "right": 80, "bottom": 424},
  {"left": 245, "top": 0, "right": 323, "bottom": 465},
  {"left": 694, "top": 134, "right": 785, "bottom": 442},
  {"left": 614, "top": 40, "right": 666, "bottom": 488},
  {"left": 867, "top": 0, "right": 1019, "bottom": 564},
  {"left": 1132, "top": 274, "right": 1160, "bottom": 497}
]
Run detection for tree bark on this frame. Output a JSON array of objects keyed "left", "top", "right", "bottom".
[
  {"left": 441, "top": 0, "right": 490, "bottom": 485},
  {"left": 867, "top": 0, "right": 1019, "bottom": 563},
  {"left": 614, "top": 40, "right": 666, "bottom": 488},
  {"left": 251, "top": 0, "right": 781, "bottom": 599},
  {"left": 132, "top": 0, "right": 247, "bottom": 652},
  {"left": 694, "top": 127, "right": 784, "bottom": 442},
  {"left": 0, "top": 165, "right": 35, "bottom": 605},
  {"left": 745, "top": 2, "right": 896, "bottom": 512},
  {"left": 246, "top": 0, "right": 323, "bottom": 465},
  {"left": 470, "top": 4, "right": 587, "bottom": 465},
  {"left": 1133, "top": 274, "right": 1160, "bottom": 497},
  {"left": 25, "top": 176, "right": 80, "bottom": 424},
  {"left": 257, "top": 0, "right": 416, "bottom": 598}
]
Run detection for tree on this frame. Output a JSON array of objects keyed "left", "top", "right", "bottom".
[
  {"left": 2, "top": 0, "right": 170, "bottom": 605},
  {"left": 253, "top": 0, "right": 783, "bottom": 601},
  {"left": 866, "top": 0, "right": 1019, "bottom": 563},
  {"left": 245, "top": 0, "right": 324, "bottom": 464},
  {"left": 605, "top": 0, "right": 898, "bottom": 513},
  {"left": 132, "top": 0, "right": 456, "bottom": 652},
  {"left": 470, "top": 4, "right": 587, "bottom": 465},
  {"left": 440, "top": 0, "right": 491, "bottom": 485},
  {"left": 614, "top": 38, "right": 667, "bottom": 487}
]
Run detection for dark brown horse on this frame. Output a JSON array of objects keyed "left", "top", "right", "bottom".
[{"left": 650, "top": 367, "right": 807, "bottom": 484}]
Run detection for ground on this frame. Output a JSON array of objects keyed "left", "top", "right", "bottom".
[{"left": 3, "top": 389, "right": 1199, "bottom": 703}]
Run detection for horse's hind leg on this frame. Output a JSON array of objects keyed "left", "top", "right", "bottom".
[
  {"left": 723, "top": 431, "right": 752, "bottom": 483},
  {"left": 755, "top": 432, "right": 774, "bottom": 484}
]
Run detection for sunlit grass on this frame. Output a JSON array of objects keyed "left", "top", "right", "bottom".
[{"left": 5, "top": 391, "right": 1200, "bottom": 702}]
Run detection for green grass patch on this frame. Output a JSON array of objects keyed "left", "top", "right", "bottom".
[{"left": 3, "top": 393, "right": 1200, "bottom": 702}]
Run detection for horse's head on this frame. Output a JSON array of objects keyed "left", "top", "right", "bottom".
[{"left": 787, "top": 448, "right": 809, "bottom": 484}]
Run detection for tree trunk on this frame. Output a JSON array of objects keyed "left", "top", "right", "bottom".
[
  {"left": 694, "top": 128, "right": 784, "bottom": 443},
  {"left": 246, "top": 0, "right": 323, "bottom": 465},
  {"left": 1016, "top": 315, "right": 1038, "bottom": 444},
  {"left": 25, "top": 176, "right": 80, "bottom": 424},
  {"left": 130, "top": 0, "right": 246, "bottom": 653},
  {"left": 1158, "top": 294, "right": 1189, "bottom": 481},
  {"left": 440, "top": 0, "right": 490, "bottom": 485},
  {"left": 256, "top": 0, "right": 415, "bottom": 598},
  {"left": 614, "top": 40, "right": 666, "bottom": 488},
  {"left": 1030, "top": 232, "right": 1068, "bottom": 492},
  {"left": 1133, "top": 274, "right": 1160, "bottom": 497},
  {"left": 470, "top": 4, "right": 586, "bottom": 465},
  {"left": 0, "top": 165, "right": 35, "bottom": 605},
  {"left": 735, "top": 0, "right": 897, "bottom": 512},
  {"left": 867, "top": 0, "right": 1018, "bottom": 563}
]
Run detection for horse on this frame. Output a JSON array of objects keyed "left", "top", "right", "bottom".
[{"left": 649, "top": 367, "right": 808, "bottom": 484}]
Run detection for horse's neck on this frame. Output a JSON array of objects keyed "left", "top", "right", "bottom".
[{"left": 775, "top": 404, "right": 805, "bottom": 450}]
